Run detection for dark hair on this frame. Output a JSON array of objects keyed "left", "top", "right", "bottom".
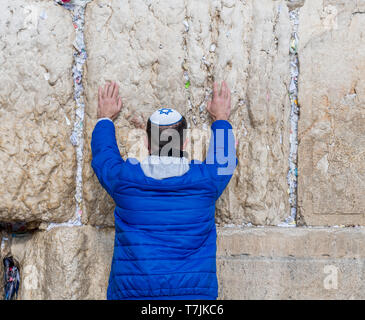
[{"left": 146, "top": 116, "right": 187, "bottom": 157}]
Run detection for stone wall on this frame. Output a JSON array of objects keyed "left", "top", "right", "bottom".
[
  {"left": 11, "top": 226, "right": 113, "bottom": 300},
  {"left": 217, "top": 227, "right": 365, "bottom": 299},
  {"left": 0, "top": 0, "right": 365, "bottom": 300},
  {"left": 0, "top": 0, "right": 75, "bottom": 224},
  {"left": 83, "top": 0, "right": 291, "bottom": 227},
  {"left": 297, "top": 0, "right": 365, "bottom": 226},
  {"left": 3, "top": 226, "right": 365, "bottom": 299}
]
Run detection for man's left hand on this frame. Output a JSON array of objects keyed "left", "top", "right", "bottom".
[{"left": 98, "top": 81, "right": 123, "bottom": 120}]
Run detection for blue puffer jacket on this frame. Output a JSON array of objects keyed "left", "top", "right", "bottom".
[{"left": 91, "top": 119, "right": 237, "bottom": 300}]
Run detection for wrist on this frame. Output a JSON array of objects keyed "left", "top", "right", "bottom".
[
  {"left": 97, "top": 112, "right": 115, "bottom": 120},
  {"left": 96, "top": 117, "right": 113, "bottom": 124},
  {"left": 214, "top": 114, "right": 228, "bottom": 121}
]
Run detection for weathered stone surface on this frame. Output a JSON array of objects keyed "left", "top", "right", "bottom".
[
  {"left": 1, "top": 0, "right": 365, "bottom": 302},
  {"left": 297, "top": 0, "right": 365, "bottom": 226},
  {"left": 82, "top": 0, "right": 187, "bottom": 226},
  {"left": 10, "top": 226, "right": 114, "bottom": 300},
  {"left": 0, "top": 0, "right": 76, "bottom": 223},
  {"left": 83, "top": 0, "right": 291, "bottom": 227},
  {"left": 217, "top": 227, "right": 365, "bottom": 299},
  {"left": 211, "top": 0, "right": 291, "bottom": 225},
  {"left": 4, "top": 226, "right": 365, "bottom": 299}
]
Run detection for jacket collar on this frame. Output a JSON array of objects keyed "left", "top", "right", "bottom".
[{"left": 140, "top": 155, "right": 190, "bottom": 180}]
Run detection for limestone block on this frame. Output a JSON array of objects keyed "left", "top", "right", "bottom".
[
  {"left": 83, "top": 0, "right": 291, "bottom": 226},
  {"left": 83, "top": 0, "right": 187, "bottom": 226},
  {"left": 217, "top": 227, "right": 365, "bottom": 299},
  {"left": 6, "top": 226, "right": 365, "bottom": 300},
  {"left": 297, "top": 0, "right": 365, "bottom": 226},
  {"left": 11, "top": 226, "right": 114, "bottom": 300},
  {"left": 181, "top": 0, "right": 291, "bottom": 225},
  {"left": 0, "top": 0, "right": 76, "bottom": 223},
  {"left": 210, "top": 0, "right": 291, "bottom": 225}
]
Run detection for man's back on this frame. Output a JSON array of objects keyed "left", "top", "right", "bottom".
[
  {"left": 109, "top": 159, "right": 220, "bottom": 299},
  {"left": 92, "top": 81, "right": 236, "bottom": 300}
]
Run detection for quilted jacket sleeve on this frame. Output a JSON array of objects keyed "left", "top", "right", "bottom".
[
  {"left": 91, "top": 119, "right": 125, "bottom": 196},
  {"left": 203, "top": 120, "right": 237, "bottom": 199}
]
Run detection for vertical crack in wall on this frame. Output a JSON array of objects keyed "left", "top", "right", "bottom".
[
  {"left": 279, "top": 1, "right": 302, "bottom": 227},
  {"left": 182, "top": 12, "right": 192, "bottom": 126},
  {"left": 182, "top": 1, "right": 217, "bottom": 150},
  {"left": 48, "top": 0, "right": 92, "bottom": 230},
  {"left": 201, "top": 4, "right": 219, "bottom": 131},
  {"left": 182, "top": 2, "right": 212, "bottom": 130}
]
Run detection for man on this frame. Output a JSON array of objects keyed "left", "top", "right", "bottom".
[{"left": 91, "top": 81, "right": 237, "bottom": 300}]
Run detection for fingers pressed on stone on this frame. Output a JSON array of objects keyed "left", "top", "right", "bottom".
[
  {"left": 107, "top": 82, "right": 113, "bottom": 97},
  {"left": 113, "top": 83, "right": 119, "bottom": 99},
  {"left": 207, "top": 100, "right": 211, "bottom": 112},
  {"left": 213, "top": 82, "right": 219, "bottom": 99},
  {"left": 117, "top": 97, "right": 123, "bottom": 111},
  {"left": 110, "top": 82, "right": 116, "bottom": 97},
  {"left": 221, "top": 82, "right": 227, "bottom": 98},
  {"left": 98, "top": 86, "right": 102, "bottom": 104},
  {"left": 104, "top": 83, "right": 109, "bottom": 97}
]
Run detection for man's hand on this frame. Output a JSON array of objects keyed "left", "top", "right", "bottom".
[
  {"left": 207, "top": 81, "right": 231, "bottom": 121},
  {"left": 97, "top": 81, "right": 123, "bottom": 120}
]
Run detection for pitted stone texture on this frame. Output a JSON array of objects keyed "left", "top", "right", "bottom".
[
  {"left": 185, "top": 0, "right": 291, "bottom": 226},
  {"left": 12, "top": 226, "right": 114, "bottom": 300},
  {"left": 83, "top": 0, "right": 186, "bottom": 226},
  {"left": 297, "top": 0, "right": 365, "bottom": 226},
  {"left": 217, "top": 227, "right": 365, "bottom": 299},
  {"left": 0, "top": 0, "right": 75, "bottom": 223},
  {"left": 212, "top": 0, "right": 291, "bottom": 225},
  {"left": 83, "top": 0, "right": 291, "bottom": 226},
  {"left": 9, "top": 226, "right": 365, "bottom": 300}
]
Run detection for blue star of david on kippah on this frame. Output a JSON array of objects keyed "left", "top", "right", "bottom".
[
  {"left": 159, "top": 108, "right": 173, "bottom": 115},
  {"left": 150, "top": 107, "right": 182, "bottom": 125}
]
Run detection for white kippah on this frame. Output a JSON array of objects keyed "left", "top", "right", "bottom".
[{"left": 149, "top": 108, "right": 183, "bottom": 126}]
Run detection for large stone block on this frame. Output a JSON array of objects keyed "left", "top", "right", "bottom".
[
  {"left": 83, "top": 0, "right": 291, "bottom": 227},
  {"left": 297, "top": 0, "right": 365, "bottom": 226},
  {"left": 82, "top": 0, "right": 187, "bottom": 226},
  {"left": 210, "top": 0, "right": 291, "bottom": 225},
  {"left": 5, "top": 226, "right": 365, "bottom": 299},
  {"left": 9, "top": 226, "right": 114, "bottom": 300},
  {"left": 0, "top": 0, "right": 76, "bottom": 223},
  {"left": 217, "top": 227, "right": 365, "bottom": 299}
]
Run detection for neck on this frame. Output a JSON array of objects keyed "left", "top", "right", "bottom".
[{"left": 150, "top": 149, "right": 188, "bottom": 158}]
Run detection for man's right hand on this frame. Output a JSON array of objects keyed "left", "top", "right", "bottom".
[
  {"left": 207, "top": 81, "right": 231, "bottom": 121},
  {"left": 98, "top": 81, "right": 123, "bottom": 121}
]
